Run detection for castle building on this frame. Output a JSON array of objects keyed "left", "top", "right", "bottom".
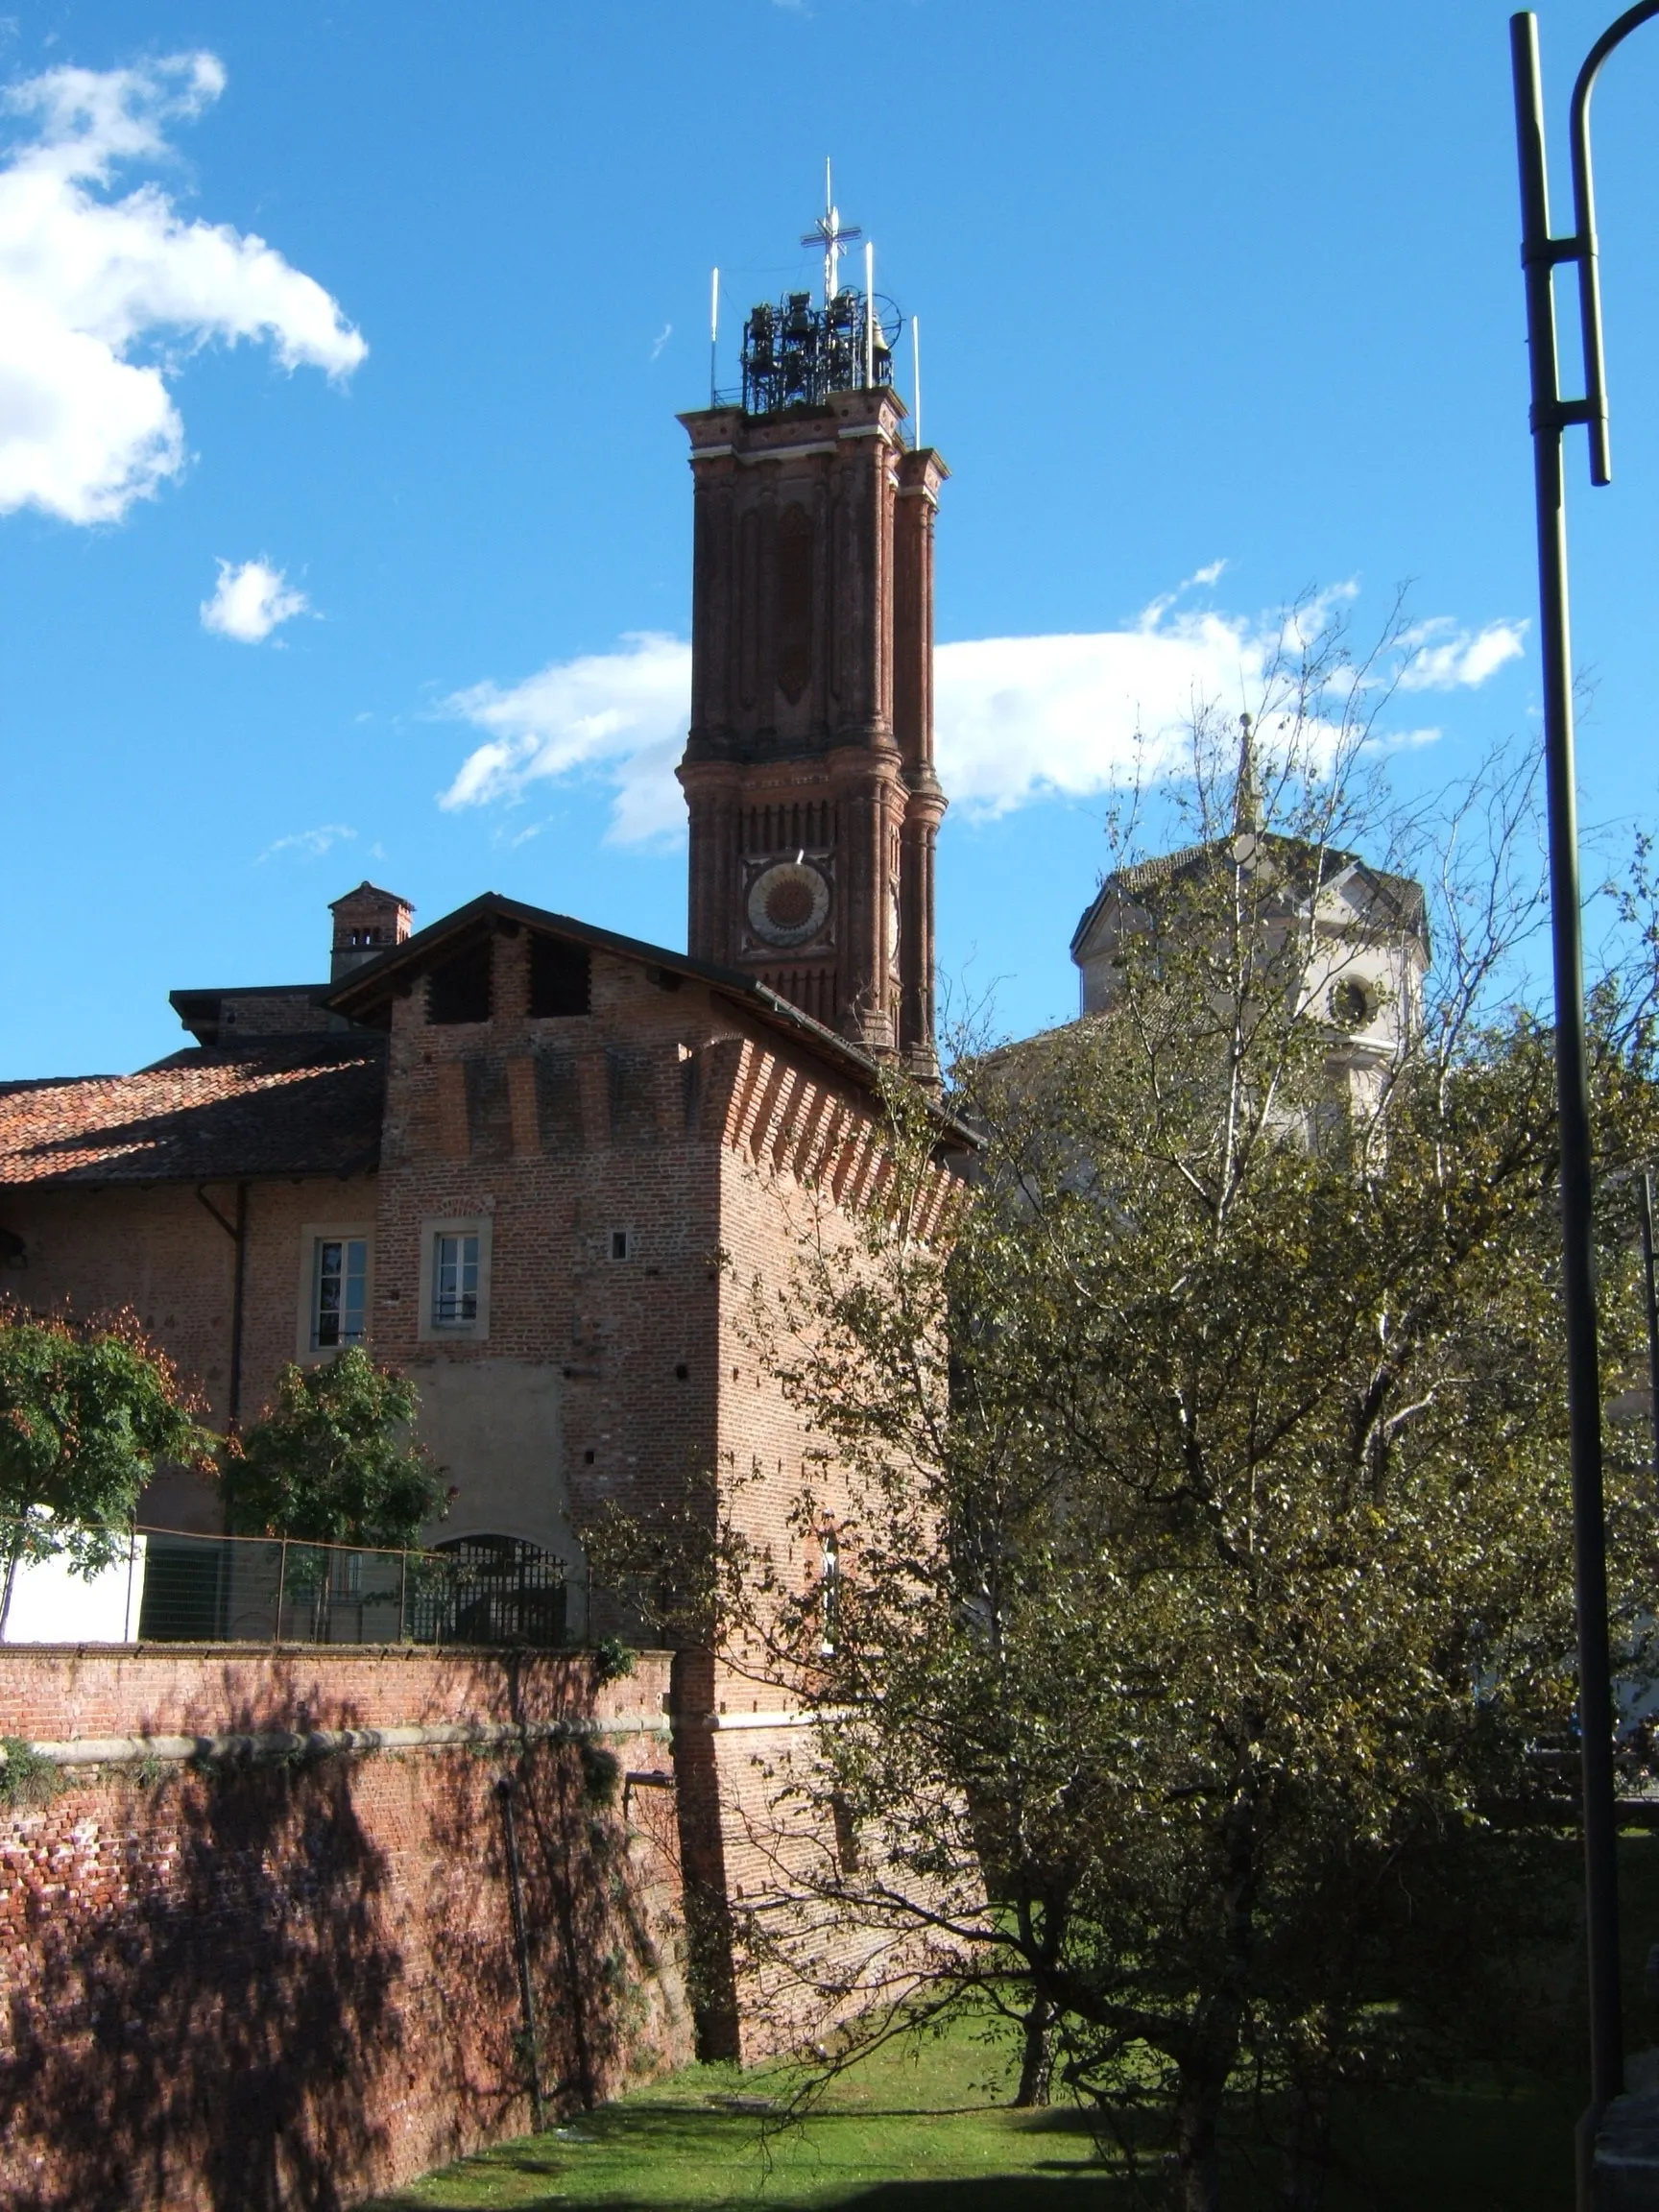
[{"left": 0, "top": 203, "right": 959, "bottom": 2062}]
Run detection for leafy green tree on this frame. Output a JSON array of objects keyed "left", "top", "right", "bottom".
[
  {"left": 723, "top": 633, "right": 1659, "bottom": 2211},
  {"left": 225, "top": 1347, "right": 445, "bottom": 1549},
  {"left": 0, "top": 1305, "right": 215, "bottom": 1633}
]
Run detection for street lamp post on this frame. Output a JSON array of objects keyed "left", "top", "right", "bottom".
[
  {"left": 1641, "top": 1173, "right": 1659, "bottom": 1493},
  {"left": 1510, "top": 2, "right": 1659, "bottom": 2177}
]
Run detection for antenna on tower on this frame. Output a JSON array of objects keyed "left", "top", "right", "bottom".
[
  {"left": 709, "top": 267, "right": 720, "bottom": 406},
  {"left": 864, "top": 240, "right": 876, "bottom": 386},
  {"left": 912, "top": 313, "right": 922, "bottom": 446},
  {"left": 802, "top": 159, "right": 861, "bottom": 307}
]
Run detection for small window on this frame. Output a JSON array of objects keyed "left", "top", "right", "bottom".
[
  {"left": 830, "top": 1791, "right": 860, "bottom": 1874},
  {"left": 1327, "top": 977, "right": 1374, "bottom": 1030},
  {"left": 296, "top": 1222, "right": 373, "bottom": 1360},
  {"left": 432, "top": 1232, "right": 480, "bottom": 1326},
  {"left": 428, "top": 938, "right": 493, "bottom": 1024},
  {"left": 530, "top": 935, "right": 591, "bottom": 1018},
  {"left": 418, "top": 1216, "right": 493, "bottom": 1342},
  {"left": 313, "top": 1237, "right": 369, "bottom": 1350},
  {"left": 820, "top": 1528, "right": 841, "bottom": 1656},
  {"left": 609, "top": 1228, "right": 634, "bottom": 1262}
]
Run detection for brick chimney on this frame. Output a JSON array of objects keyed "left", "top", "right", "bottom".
[{"left": 329, "top": 882, "right": 414, "bottom": 981}]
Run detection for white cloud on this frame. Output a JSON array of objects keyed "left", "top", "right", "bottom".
[
  {"left": 439, "top": 585, "right": 1525, "bottom": 847},
  {"left": 257, "top": 823, "right": 354, "bottom": 863},
  {"left": 0, "top": 53, "right": 366, "bottom": 524},
  {"left": 938, "top": 609, "right": 1262, "bottom": 816},
  {"left": 650, "top": 321, "right": 672, "bottom": 362},
  {"left": 1399, "top": 617, "right": 1527, "bottom": 691},
  {"left": 201, "top": 556, "right": 309, "bottom": 642},
  {"left": 440, "top": 631, "right": 694, "bottom": 844}
]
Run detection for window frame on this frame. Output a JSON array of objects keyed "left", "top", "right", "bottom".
[
  {"left": 417, "top": 1214, "right": 493, "bottom": 1342},
  {"left": 296, "top": 1223, "right": 375, "bottom": 1362},
  {"left": 432, "top": 1231, "right": 480, "bottom": 1328},
  {"left": 819, "top": 1527, "right": 841, "bottom": 1656}
]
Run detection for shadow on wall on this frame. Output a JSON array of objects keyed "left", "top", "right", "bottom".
[
  {"left": 0, "top": 1679, "right": 688, "bottom": 2210},
  {"left": 420, "top": 1674, "right": 685, "bottom": 2126},
  {"left": 1, "top": 1756, "right": 402, "bottom": 2212}
]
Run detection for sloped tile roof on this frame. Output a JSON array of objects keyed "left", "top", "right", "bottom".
[
  {"left": 325, "top": 890, "right": 902, "bottom": 1090},
  {"left": 1070, "top": 832, "right": 1428, "bottom": 959},
  {"left": 0, "top": 1035, "right": 386, "bottom": 1188}
]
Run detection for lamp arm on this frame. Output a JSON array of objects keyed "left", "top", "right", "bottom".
[{"left": 1569, "top": 0, "right": 1659, "bottom": 484}]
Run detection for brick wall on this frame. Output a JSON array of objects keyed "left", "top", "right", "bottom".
[
  {"left": 3, "top": 1182, "right": 238, "bottom": 1423},
  {"left": 0, "top": 1647, "right": 690, "bottom": 2212},
  {"left": 710, "top": 1148, "right": 866, "bottom": 2063},
  {"left": 700, "top": 1090, "right": 954, "bottom": 2062},
  {"left": 3, "top": 1172, "right": 381, "bottom": 1530},
  {"left": 369, "top": 933, "right": 729, "bottom": 1562}
]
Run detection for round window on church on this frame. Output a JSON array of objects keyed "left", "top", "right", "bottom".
[
  {"left": 749, "top": 861, "right": 831, "bottom": 949},
  {"left": 1328, "top": 977, "right": 1374, "bottom": 1030}
]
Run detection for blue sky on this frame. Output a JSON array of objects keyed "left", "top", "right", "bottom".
[{"left": 4, "top": 0, "right": 1658, "bottom": 1077}]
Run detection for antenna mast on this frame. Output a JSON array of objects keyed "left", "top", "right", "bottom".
[
  {"left": 911, "top": 313, "right": 922, "bottom": 445},
  {"left": 709, "top": 267, "right": 719, "bottom": 406},
  {"left": 864, "top": 240, "right": 876, "bottom": 386}
]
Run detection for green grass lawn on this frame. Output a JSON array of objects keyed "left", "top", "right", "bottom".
[
  {"left": 365, "top": 1835, "right": 1659, "bottom": 2212},
  {"left": 362, "top": 2023, "right": 1583, "bottom": 2211}
]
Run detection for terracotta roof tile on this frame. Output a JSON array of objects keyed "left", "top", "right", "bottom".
[{"left": 0, "top": 1036, "right": 386, "bottom": 1188}]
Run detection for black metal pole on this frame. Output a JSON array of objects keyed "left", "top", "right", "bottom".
[
  {"left": 1641, "top": 1172, "right": 1659, "bottom": 1499},
  {"left": 1569, "top": 2, "right": 1659, "bottom": 487},
  {"left": 1510, "top": 8, "right": 1623, "bottom": 2142}
]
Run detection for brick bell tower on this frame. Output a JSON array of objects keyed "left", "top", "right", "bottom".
[{"left": 677, "top": 185, "right": 947, "bottom": 1083}]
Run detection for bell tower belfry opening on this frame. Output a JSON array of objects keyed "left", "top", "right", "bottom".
[{"left": 677, "top": 180, "right": 947, "bottom": 1084}]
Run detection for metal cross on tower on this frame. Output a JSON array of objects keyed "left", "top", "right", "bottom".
[{"left": 801, "top": 158, "right": 862, "bottom": 306}]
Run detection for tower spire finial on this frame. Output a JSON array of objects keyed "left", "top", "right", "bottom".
[
  {"left": 802, "top": 159, "right": 862, "bottom": 307},
  {"left": 1235, "top": 711, "right": 1262, "bottom": 835}
]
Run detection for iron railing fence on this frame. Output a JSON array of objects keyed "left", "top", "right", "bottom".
[{"left": 132, "top": 1527, "right": 585, "bottom": 1649}]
